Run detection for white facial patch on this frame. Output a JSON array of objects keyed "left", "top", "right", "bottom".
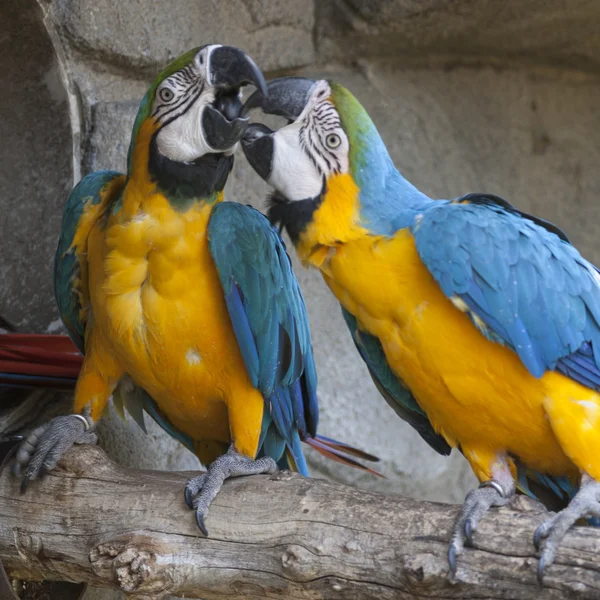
[
  {"left": 153, "top": 44, "right": 232, "bottom": 163},
  {"left": 156, "top": 91, "right": 215, "bottom": 162},
  {"left": 269, "top": 123, "right": 323, "bottom": 200},
  {"left": 270, "top": 79, "right": 350, "bottom": 201}
]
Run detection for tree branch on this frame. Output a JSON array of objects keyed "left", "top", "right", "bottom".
[{"left": 0, "top": 445, "right": 599, "bottom": 599}]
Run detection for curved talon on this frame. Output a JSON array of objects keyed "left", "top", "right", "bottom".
[
  {"left": 184, "top": 486, "right": 195, "bottom": 510},
  {"left": 196, "top": 512, "right": 209, "bottom": 537},
  {"left": 537, "top": 556, "right": 547, "bottom": 585},
  {"left": 533, "top": 524, "right": 545, "bottom": 551},
  {"left": 464, "top": 518, "right": 473, "bottom": 545},
  {"left": 20, "top": 475, "right": 31, "bottom": 494},
  {"left": 13, "top": 412, "right": 97, "bottom": 491},
  {"left": 448, "top": 544, "right": 457, "bottom": 577},
  {"left": 184, "top": 446, "right": 277, "bottom": 535},
  {"left": 447, "top": 474, "right": 514, "bottom": 579},
  {"left": 533, "top": 475, "right": 600, "bottom": 586}
]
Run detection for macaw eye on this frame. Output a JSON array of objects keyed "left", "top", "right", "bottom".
[
  {"left": 325, "top": 133, "right": 341, "bottom": 149},
  {"left": 159, "top": 87, "right": 175, "bottom": 102}
]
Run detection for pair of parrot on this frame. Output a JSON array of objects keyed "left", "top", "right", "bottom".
[{"left": 1, "top": 44, "right": 597, "bottom": 583}]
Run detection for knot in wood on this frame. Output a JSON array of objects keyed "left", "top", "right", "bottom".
[
  {"left": 281, "top": 547, "right": 299, "bottom": 570},
  {"left": 281, "top": 544, "right": 317, "bottom": 579},
  {"left": 403, "top": 552, "right": 447, "bottom": 588},
  {"left": 90, "top": 538, "right": 169, "bottom": 595}
]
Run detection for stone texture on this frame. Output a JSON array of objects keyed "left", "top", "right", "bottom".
[
  {"left": 84, "top": 101, "right": 138, "bottom": 175},
  {"left": 51, "top": 0, "right": 315, "bottom": 74},
  {"left": 0, "top": 1, "right": 72, "bottom": 331},
  {"left": 317, "top": 0, "right": 600, "bottom": 72}
]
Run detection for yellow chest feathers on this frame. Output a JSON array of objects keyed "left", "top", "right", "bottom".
[
  {"left": 101, "top": 193, "right": 217, "bottom": 298},
  {"left": 86, "top": 190, "right": 233, "bottom": 367}
]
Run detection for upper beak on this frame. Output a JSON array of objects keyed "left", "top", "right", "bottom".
[
  {"left": 208, "top": 45, "right": 267, "bottom": 97},
  {"left": 202, "top": 46, "right": 267, "bottom": 151},
  {"left": 243, "top": 77, "right": 317, "bottom": 120}
]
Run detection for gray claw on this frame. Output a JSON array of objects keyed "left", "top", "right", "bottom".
[
  {"left": 13, "top": 411, "right": 96, "bottom": 490},
  {"left": 20, "top": 475, "right": 31, "bottom": 494},
  {"left": 464, "top": 518, "right": 473, "bottom": 545},
  {"left": 448, "top": 544, "right": 457, "bottom": 577},
  {"left": 184, "top": 486, "right": 195, "bottom": 510},
  {"left": 447, "top": 478, "right": 513, "bottom": 578},
  {"left": 184, "top": 445, "right": 277, "bottom": 535},
  {"left": 535, "top": 476, "right": 600, "bottom": 584},
  {"left": 196, "top": 512, "right": 209, "bottom": 537},
  {"left": 537, "top": 556, "right": 546, "bottom": 585}
]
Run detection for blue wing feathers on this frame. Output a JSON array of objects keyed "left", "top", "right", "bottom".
[
  {"left": 223, "top": 284, "right": 260, "bottom": 387},
  {"left": 208, "top": 202, "right": 319, "bottom": 469},
  {"left": 413, "top": 196, "right": 600, "bottom": 391}
]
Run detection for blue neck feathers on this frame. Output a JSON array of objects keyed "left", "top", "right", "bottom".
[{"left": 352, "top": 121, "right": 434, "bottom": 236}]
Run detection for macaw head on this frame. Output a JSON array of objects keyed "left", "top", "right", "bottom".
[
  {"left": 242, "top": 77, "right": 429, "bottom": 251},
  {"left": 128, "top": 45, "right": 266, "bottom": 201},
  {"left": 240, "top": 78, "right": 378, "bottom": 245}
]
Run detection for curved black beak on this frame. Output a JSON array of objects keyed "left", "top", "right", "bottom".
[
  {"left": 241, "top": 123, "right": 275, "bottom": 181},
  {"left": 208, "top": 46, "right": 267, "bottom": 97},
  {"left": 203, "top": 46, "right": 267, "bottom": 151},
  {"left": 243, "top": 77, "right": 317, "bottom": 120}
]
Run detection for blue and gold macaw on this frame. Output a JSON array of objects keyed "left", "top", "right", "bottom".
[
  {"left": 13, "top": 52, "right": 377, "bottom": 534},
  {"left": 241, "top": 77, "right": 600, "bottom": 580}
]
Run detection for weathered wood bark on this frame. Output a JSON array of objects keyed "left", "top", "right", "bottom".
[{"left": 0, "top": 445, "right": 599, "bottom": 599}]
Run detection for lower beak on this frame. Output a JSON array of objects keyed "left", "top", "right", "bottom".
[
  {"left": 241, "top": 123, "right": 275, "bottom": 181},
  {"left": 202, "top": 46, "right": 267, "bottom": 151}
]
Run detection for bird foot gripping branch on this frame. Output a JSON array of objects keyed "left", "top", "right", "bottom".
[
  {"left": 184, "top": 444, "right": 277, "bottom": 536},
  {"left": 13, "top": 409, "right": 96, "bottom": 491},
  {"left": 448, "top": 475, "right": 515, "bottom": 578}
]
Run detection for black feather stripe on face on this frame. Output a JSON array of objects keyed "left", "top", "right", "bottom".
[
  {"left": 152, "top": 63, "right": 205, "bottom": 126},
  {"left": 298, "top": 97, "right": 344, "bottom": 176}
]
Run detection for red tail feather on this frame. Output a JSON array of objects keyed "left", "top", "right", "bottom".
[
  {"left": 0, "top": 333, "right": 82, "bottom": 380},
  {"left": 304, "top": 435, "right": 384, "bottom": 478}
]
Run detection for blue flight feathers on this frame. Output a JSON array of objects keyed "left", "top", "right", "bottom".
[{"left": 208, "top": 202, "right": 319, "bottom": 474}]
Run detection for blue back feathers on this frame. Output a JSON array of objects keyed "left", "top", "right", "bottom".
[{"left": 413, "top": 194, "right": 600, "bottom": 390}]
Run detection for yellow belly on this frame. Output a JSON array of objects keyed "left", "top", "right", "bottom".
[
  {"left": 86, "top": 192, "right": 263, "bottom": 460},
  {"left": 320, "top": 229, "right": 599, "bottom": 480}
]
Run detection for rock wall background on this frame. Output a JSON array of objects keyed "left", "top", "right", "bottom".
[{"left": 1, "top": 1, "right": 599, "bottom": 598}]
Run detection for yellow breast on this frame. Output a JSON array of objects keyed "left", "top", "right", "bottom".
[
  {"left": 85, "top": 186, "right": 252, "bottom": 447},
  {"left": 318, "top": 228, "right": 588, "bottom": 479}
]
